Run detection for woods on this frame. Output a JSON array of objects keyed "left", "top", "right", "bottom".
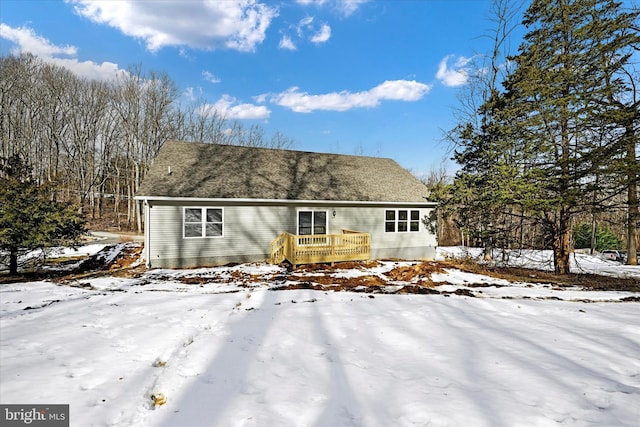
[
  {"left": 0, "top": 55, "right": 294, "bottom": 233},
  {"left": 436, "top": 0, "right": 639, "bottom": 270}
]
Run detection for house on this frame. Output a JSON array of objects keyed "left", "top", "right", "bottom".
[{"left": 135, "top": 141, "right": 438, "bottom": 268}]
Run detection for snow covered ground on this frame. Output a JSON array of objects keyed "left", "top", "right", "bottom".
[
  {"left": 1, "top": 246, "right": 639, "bottom": 426},
  {"left": 438, "top": 246, "right": 640, "bottom": 279}
]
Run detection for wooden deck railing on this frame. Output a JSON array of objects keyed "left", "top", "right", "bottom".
[{"left": 270, "top": 230, "right": 370, "bottom": 266}]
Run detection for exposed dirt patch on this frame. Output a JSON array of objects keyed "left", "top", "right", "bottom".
[
  {"left": 177, "top": 277, "right": 213, "bottom": 285},
  {"left": 272, "top": 282, "right": 326, "bottom": 291},
  {"left": 484, "top": 267, "right": 640, "bottom": 292},
  {"left": 285, "top": 261, "right": 448, "bottom": 293},
  {"left": 175, "top": 273, "right": 259, "bottom": 286},
  {"left": 273, "top": 274, "right": 390, "bottom": 293},
  {"left": 279, "top": 259, "right": 639, "bottom": 294},
  {"left": 447, "top": 288, "right": 476, "bottom": 297},
  {"left": 0, "top": 272, "right": 44, "bottom": 284},
  {"left": 394, "top": 285, "right": 441, "bottom": 295},
  {"left": 293, "top": 260, "right": 381, "bottom": 273},
  {"left": 52, "top": 244, "right": 146, "bottom": 282},
  {"left": 465, "top": 282, "right": 506, "bottom": 288},
  {"left": 109, "top": 245, "right": 143, "bottom": 270},
  {"left": 296, "top": 274, "right": 387, "bottom": 287},
  {"left": 273, "top": 269, "right": 445, "bottom": 294},
  {"left": 385, "top": 262, "right": 445, "bottom": 283}
]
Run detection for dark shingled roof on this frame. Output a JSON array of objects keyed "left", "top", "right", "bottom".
[{"left": 136, "top": 141, "right": 430, "bottom": 203}]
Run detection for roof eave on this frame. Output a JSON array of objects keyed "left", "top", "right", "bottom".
[{"left": 135, "top": 195, "right": 437, "bottom": 207}]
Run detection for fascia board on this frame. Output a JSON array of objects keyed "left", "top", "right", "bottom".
[{"left": 134, "top": 195, "right": 437, "bottom": 207}]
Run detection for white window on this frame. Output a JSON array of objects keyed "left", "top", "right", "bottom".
[
  {"left": 385, "top": 209, "right": 420, "bottom": 233},
  {"left": 298, "top": 210, "right": 327, "bottom": 235},
  {"left": 183, "top": 207, "right": 223, "bottom": 238}
]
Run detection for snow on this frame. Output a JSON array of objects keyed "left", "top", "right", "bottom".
[
  {"left": 1, "top": 247, "right": 639, "bottom": 426},
  {"left": 46, "top": 244, "right": 111, "bottom": 259},
  {"left": 438, "top": 246, "right": 640, "bottom": 278},
  {"left": 1, "top": 243, "right": 112, "bottom": 273}
]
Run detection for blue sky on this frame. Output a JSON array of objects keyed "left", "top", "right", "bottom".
[{"left": 1, "top": 0, "right": 519, "bottom": 177}]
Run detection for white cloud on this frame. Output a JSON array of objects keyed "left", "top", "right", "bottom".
[
  {"left": 0, "top": 23, "right": 125, "bottom": 80},
  {"left": 310, "top": 24, "right": 331, "bottom": 44},
  {"left": 370, "top": 80, "right": 431, "bottom": 101},
  {"left": 0, "top": 24, "right": 77, "bottom": 57},
  {"left": 280, "top": 16, "right": 329, "bottom": 49},
  {"left": 279, "top": 35, "right": 296, "bottom": 50},
  {"left": 253, "top": 93, "right": 269, "bottom": 104},
  {"left": 296, "top": 0, "right": 327, "bottom": 6},
  {"left": 436, "top": 55, "right": 471, "bottom": 87},
  {"left": 202, "top": 71, "right": 221, "bottom": 84},
  {"left": 48, "top": 57, "right": 124, "bottom": 80},
  {"left": 297, "top": 16, "right": 315, "bottom": 36},
  {"left": 296, "top": 0, "right": 369, "bottom": 16},
  {"left": 66, "top": 0, "right": 278, "bottom": 53},
  {"left": 201, "top": 94, "right": 271, "bottom": 119},
  {"left": 336, "top": 0, "right": 370, "bottom": 16},
  {"left": 271, "top": 80, "right": 431, "bottom": 113}
]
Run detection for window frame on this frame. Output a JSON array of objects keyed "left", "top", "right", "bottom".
[
  {"left": 384, "top": 209, "right": 421, "bottom": 233},
  {"left": 183, "top": 207, "right": 224, "bottom": 239},
  {"left": 297, "top": 210, "right": 328, "bottom": 235}
]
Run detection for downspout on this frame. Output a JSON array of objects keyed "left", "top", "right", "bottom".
[{"left": 144, "top": 199, "right": 151, "bottom": 268}]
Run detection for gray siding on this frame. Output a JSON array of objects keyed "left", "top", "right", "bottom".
[
  {"left": 328, "top": 205, "right": 437, "bottom": 260},
  {"left": 144, "top": 200, "right": 437, "bottom": 269}
]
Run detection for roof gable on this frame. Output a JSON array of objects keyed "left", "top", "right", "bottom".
[{"left": 137, "top": 141, "right": 430, "bottom": 203}]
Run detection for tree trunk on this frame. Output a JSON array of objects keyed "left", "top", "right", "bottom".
[
  {"left": 89, "top": 185, "right": 96, "bottom": 219},
  {"left": 554, "top": 209, "right": 572, "bottom": 274},
  {"left": 626, "top": 123, "right": 638, "bottom": 265},
  {"left": 127, "top": 183, "right": 133, "bottom": 227},
  {"left": 9, "top": 251, "right": 18, "bottom": 275},
  {"left": 627, "top": 180, "right": 638, "bottom": 265},
  {"left": 114, "top": 165, "right": 121, "bottom": 228},
  {"left": 134, "top": 162, "right": 142, "bottom": 233},
  {"left": 483, "top": 242, "right": 492, "bottom": 262},
  {"left": 590, "top": 214, "right": 597, "bottom": 256}
]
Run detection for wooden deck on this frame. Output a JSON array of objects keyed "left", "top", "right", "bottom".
[{"left": 270, "top": 230, "right": 370, "bottom": 266}]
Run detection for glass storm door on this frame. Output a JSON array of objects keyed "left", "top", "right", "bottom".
[{"left": 298, "top": 211, "right": 327, "bottom": 235}]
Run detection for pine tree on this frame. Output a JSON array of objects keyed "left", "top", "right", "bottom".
[
  {"left": 600, "top": 8, "right": 640, "bottom": 265},
  {"left": 493, "top": 0, "right": 637, "bottom": 273},
  {"left": 0, "top": 155, "right": 85, "bottom": 275},
  {"left": 442, "top": 0, "right": 638, "bottom": 273}
]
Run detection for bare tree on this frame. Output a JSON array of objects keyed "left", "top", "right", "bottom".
[
  {"left": 111, "top": 66, "right": 179, "bottom": 232},
  {"left": 1, "top": 53, "right": 297, "bottom": 233},
  {"left": 177, "top": 99, "right": 229, "bottom": 143}
]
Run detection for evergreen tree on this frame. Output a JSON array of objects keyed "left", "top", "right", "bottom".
[
  {"left": 443, "top": 0, "right": 638, "bottom": 273},
  {"left": 599, "top": 7, "right": 640, "bottom": 265},
  {"left": 502, "top": 0, "right": 639, "bottom": 273},
  {"left": 0, "top": 155, "right": 85, "bottom": 275},
  {"left": 574, "top": 222, "right": 623, "bottom": 252}
]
